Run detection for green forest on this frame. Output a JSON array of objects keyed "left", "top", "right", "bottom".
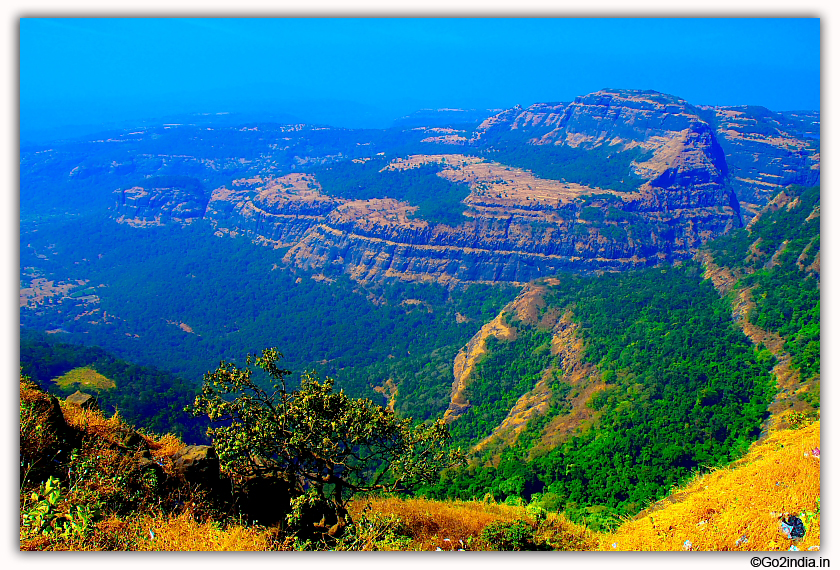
[
  {"left": 426, "top": 262, "right": 776, "bottom": 529},
  {"left": 448, "top": 324, "right": 555, "bottom": 446},
  {"left": 20, "top": 213, "right": 518, "bottom": 419},
  {"left": 20, "top": 330, "right": 208, "bottom": 443},
  {"left": 707, "top": 184, "right": 820, "bottom": 388}
]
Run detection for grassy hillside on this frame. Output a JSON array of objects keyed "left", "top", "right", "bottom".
[
  {"left": 603, "top": 418, "right": 820, "bottom": 551},
  {"left": 427, "top": 185, "right": 819, "bottom": 528},
  {"left": 20, "top": 374, "right": 819, "bottom": 551},
  {"left": 433, "top": 262, "right": 777, "bottom": 528}
]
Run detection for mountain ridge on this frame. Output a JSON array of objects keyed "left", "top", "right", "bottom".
[{"left": 94, "top": 88, "right": 819, "bottom": 285}]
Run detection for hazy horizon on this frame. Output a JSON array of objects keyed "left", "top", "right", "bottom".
[{"left": 21, "top": 18, "right": 820, "bottom": 142}]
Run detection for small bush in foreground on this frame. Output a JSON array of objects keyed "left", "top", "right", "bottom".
[
  {"left": 188, "top": 348, "right": 464, "bottom": 541},
  {"left": 480, "top": 520, "right": 548, "bottom": 551}
]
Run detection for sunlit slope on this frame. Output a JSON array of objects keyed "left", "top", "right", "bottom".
[
  {"left": 432, "top": 184, "right": 819, "bottom": 528},
  {"left": 434, "top": 261, "right": 777, "bottom": 526},
  {"left": 20, "top": 370, "right": 819, "bottom": 551},
  {"left": 601, "top": 418, "right": 820, "bottom": 551}
]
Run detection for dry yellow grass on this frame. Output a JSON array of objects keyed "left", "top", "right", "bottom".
[
  {"left": 600, "top": 419, "right": 821, "bottom": 551},
  {"left": 150, "top": 432, "right": 187, "bottom": 459},
  {"left": 130, "top": 513, "right": 280, "bottom": 551},
  {"left": 350, "top": 495, "right": 596, "bottom": 550},
  {"left": 58, "top": 397, "right": 186, "bottom": 476},
  {"left": 21, "top": 375, "right": 821, "bottom": 552},
  {"left": 22, "top": 512, "right": 282, "bottom": 552},
  {"left": 60, "top": 401, "right": 127, "bottom": 439},
  {"left": 351, "top": 495, "right": 525, "bottom": 549}
]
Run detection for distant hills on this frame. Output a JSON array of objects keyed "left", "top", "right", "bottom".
[{"left": 22, "top": 89, "right": 819, "bottom": 286}]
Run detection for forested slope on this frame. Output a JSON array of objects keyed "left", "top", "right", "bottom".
[
  {"left": 21, "top": 214, "right": 518, "bottom": 419},
  {"left": 704, "top": 183, "right": 820, "bottom": 412},
  {"left": 427, "top": 185, "right": 820, "bottom": 529},
  {"left": 20, "top": 330, "right": 208, "bottom": 443}
]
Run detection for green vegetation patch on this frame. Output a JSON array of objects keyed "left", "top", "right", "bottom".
[
  {"left": 482, "top": 143, "right": 647, "bottom": 193},
  {"left": 310, "top": 156, "right": 472, "bottom": 226},
  {"left": 707, "top": 184, "right": 820, "bottom": 382},
  {"left": 449, "top": 322, "right": 554, "bottom": 446},
  {"left": 53, "top": 367, "right": 115, "bottom": 391},
  {"left": 430, "top": 262, "right": 775, "bottom": 526},
  {"left": 21, "top": 331, "right": 207, "bottom": 444}
]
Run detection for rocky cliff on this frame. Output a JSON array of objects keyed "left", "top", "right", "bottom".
[
  {"left": 703, "top": 106, "right": 820, "bottom": 220},
  {"left": 107, "top": 89, "right": 818, "bottom": 285}
]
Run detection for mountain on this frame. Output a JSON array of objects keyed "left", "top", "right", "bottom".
[
  {"left": 19, "top": 88, "right": 821, "bottom": 546},
  {"left": 704, "top": 106, "right": 820, "bottom": 218},
  {"left": 425, "top": 182, "right": 819, "bottom": 524},
  {"left": 28, "top": 89, "right": 796, "bottom": 286},
  {"left": 22, "top": 89, "right": 819, "bottom": 287}
]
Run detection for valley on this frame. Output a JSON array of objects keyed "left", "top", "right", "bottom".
[{"left": 20, "top": 88, "right": 820, "bottom": 544}]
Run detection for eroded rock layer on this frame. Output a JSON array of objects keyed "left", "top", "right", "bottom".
[{"left": 109, "top": 89, "right": 818, "bottom": 285}]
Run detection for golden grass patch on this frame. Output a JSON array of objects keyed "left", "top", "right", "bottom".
[
  {"left": 351, "top": 495, "right": 526, "bottom": 550},
  {"left": 352, "top": 495, "right": 597, "bottom": 551},
  {"left": 23, "top": 513, "right": 281, "bottom": 552},
  {"left": 131, "top": 513, "right": 279, "bottom": 551},
  {"left": 53, "top": 367, "right": 116, "bottom": 391},
  {"left": 60, "top": 402, "right": 124, "bottom": 436},
  {"left": 600, "top": 420, "right": 821, "bottom": 551}
]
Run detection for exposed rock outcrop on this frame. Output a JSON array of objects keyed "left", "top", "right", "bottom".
[
  {"left": 114, "top": 182, "right": 208, "bottom": 227},
  {"left": 171, "top": 445, "right": 220, "bottom": 485},
  {"left": 65, "top": 390, "right": 99, "bottom": 410},
  {"left": 704, "top": 106, "right": 820, "bottom": 220},
  {"left": 108, "top": 89, "right": 818, "bottom": 286}
]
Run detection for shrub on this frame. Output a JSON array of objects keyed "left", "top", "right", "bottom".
[
  {"left": 479, "top": 520, "right": 548, "bottom": 551},
  {"left": 188, "top": 348, "right": 464, "bottom": 541}
]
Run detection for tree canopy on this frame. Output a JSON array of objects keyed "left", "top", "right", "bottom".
[{"left": 188, "top": 348, "right": 463, "bottom": 539}]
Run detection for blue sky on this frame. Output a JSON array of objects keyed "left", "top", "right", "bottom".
[{"left": 20, "top": 18, "right": 820, "bottom": 134}]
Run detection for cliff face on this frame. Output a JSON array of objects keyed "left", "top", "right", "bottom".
[
  {"left": 702, "top": 106, "right": 820, "bottom": 220},
  {"left": 472, "top": 91, "right": 819, "bottom": 218},
  {"left": 277, "top": 147, "right": 736, "bottom": 283},
  {"left": 204, "top": 174, "right": 340, "bottom": 247},
  {"left": 108, "top": 89, "right": 817, "bottom": 285},
  {"left": 473, "top": 89, "right": 732, "bottom": 206},
  {"left": 474, "top": 90, "right": 704, "bottom": 149},
  {"left": 277, "top": 91, "right": 739, "bottom": 283},
  {"left": 114, "top": 183, "right": 208, "bottom": 227}
]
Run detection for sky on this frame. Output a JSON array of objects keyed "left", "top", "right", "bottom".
[{"left": 19, "top": 17, "right": 820, "bottom": 136}]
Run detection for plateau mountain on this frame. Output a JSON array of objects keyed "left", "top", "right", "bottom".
[{"left": 23, "top": 89, "right": 819, "bottom": 286}]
